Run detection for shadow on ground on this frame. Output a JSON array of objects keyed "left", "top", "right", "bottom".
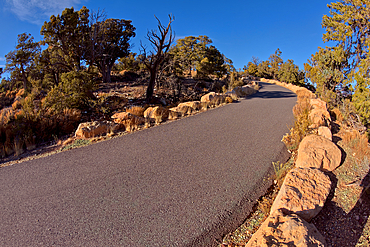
[
  {"left": 312, "top": 170, "right": 370, "bottom": 246},
  {"left": 248, "top": 90, "right": 297, "bottom": 99}
]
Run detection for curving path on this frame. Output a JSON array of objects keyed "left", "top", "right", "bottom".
[{"left": 0, "top": 82, "right": 297, "bottom": 246}]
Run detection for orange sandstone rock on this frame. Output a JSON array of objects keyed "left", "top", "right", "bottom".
[
  {"left": 309, "top": 108, "right": 331, "bottom": 128},
  {"left": 310, "top": 98, "right": 328, "bottom": 111},
  {"left": 246, "top": 209, "right": 326, "bottom": 247},
  {"left": 296, "top": 135, "right": 342, "bottom": 171},
  {"left": 143, "top": 106, "right": 169, "bottom": 120},
  {"left": 270, "top": 167, "right": 331, "bottom": 222},
  {"left": 75, "top": 121, "right": 118, "bottom": 138},
  {"left": 318, "top": 126, "right": 332, "bottom": 141}
]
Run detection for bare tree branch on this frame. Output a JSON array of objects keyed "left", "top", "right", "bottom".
[{"left": 141, "top": 14, "right": 175, "bottom": 102}]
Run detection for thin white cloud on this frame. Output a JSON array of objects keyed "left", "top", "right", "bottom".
[
  {"left": 0, "top": 57, "right": 5, "bottom": 62},
  {"left": 5, "top": 0, "right": 82, "bottom": 25}
]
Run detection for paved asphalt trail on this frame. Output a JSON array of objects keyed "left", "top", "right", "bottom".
[{"left": 0, "top": 82, "right": 297, "bottom": 246}]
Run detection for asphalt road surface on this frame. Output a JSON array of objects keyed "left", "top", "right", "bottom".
[{"left": 0, "top": 82, "right": 297, "bottom": 246}]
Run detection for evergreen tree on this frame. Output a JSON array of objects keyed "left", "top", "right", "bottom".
[
  {"left": 316, "top": 0, "right": 370, "bottom": 123},
  {"left": 5, "top": 33, "right": 40, "bottom": 93},
  {"left": 41, "top": 7, "right": 90, "bottom": 71},
  {"left": 88, "top": 18, "right": 135, "bottom": 83},
  {"left": 169, "top": 35, "right": 212, "bottom": 76},
  {"left": 268, "top": 48, "right": 283, "bottom": 80},
  {"left": 278, "top": 59, "right": 305, "bottom": 86}
]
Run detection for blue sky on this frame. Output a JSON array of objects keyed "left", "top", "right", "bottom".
[{"left": 1, "top": 0, "right": 334, "bottom": 74}]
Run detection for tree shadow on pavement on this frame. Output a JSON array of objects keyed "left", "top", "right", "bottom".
[{"left": 247, "top": 90, "right": 297, "bottom": 99}]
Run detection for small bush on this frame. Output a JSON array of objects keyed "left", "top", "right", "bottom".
[
  {"left": 44, "top": 71, "right": 97, "bottom": 112},
  {"left": 13, "top": 137, "right": 24, "bottom": 156},
  {"left": 338, "top": 98, "right": 356, "bottom": 123},
  {"left": 0, "top": 92, "right": 82, "bottom": 159},
  {"left": 272, "top": 159, "right": 295, "bottom": 187}
]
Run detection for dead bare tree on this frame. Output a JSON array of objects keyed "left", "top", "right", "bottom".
[{"left": 140, "top": 14, "right": 175, "bottom": 102}]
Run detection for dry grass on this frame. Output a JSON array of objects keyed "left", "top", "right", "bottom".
[
  {"left": 336, "top": 130, "right": 370, "bottom": 192},
  {"left": 272, "top": 159, "right": 295, "bottom": 187},
  {"left": 126, "top": 106, "right": 145, "bottom": 117},
  {"left": 123, "top": 116, "right": 144, "bottom": 132},
  {"left": 209, "top": 96, "right": 224, "bottom": 107},
  {"left": 341, "top": 130, "right": 369, "bottom": 155},
  {"left": 201, "top": 102, "right": 210, "bottom": 111},
  {"left": 0, "top": 107, "right": 16, "bottom": 125},
  {"left": 11, "top": 100, "right": 22, "bottom": 110},
  {"left": 312, "top": 129, "right": 370, "bottom": 246},
  {"left": 61, "top": 139, "right": 91, "bottom": 151},
  {"left": 282, "top": 88, "right": 314, "bottom": 151},
  {"left": 296, "top": 89, "right": 314, "bottom": 102},
  {"left": 24, "top": 132, "right": 36, "bottom": 151},
  {"left": 0, "top": 98, "right": 82, "bottom": 159},
  {"left": 282, "top": 98, "right": 312, "bottom": 152},
  {"left": 225, "top": 96, "right": 233, "bottom": 104},
  {"left": 13, "top": 137, "right": 24, "bottom": 156}
]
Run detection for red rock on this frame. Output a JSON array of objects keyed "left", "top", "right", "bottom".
[
  {"left": 296, "top": 134, "right": 342, "bottom": 171},
  {"left": 318, "top": 126, "right": 332, "bottom": 141},
  {"left": 246, "top": 209, "right": 326, "bottom": 247},
  {"left": 309, "top": 108, "right": 331, "bottom": 128},
  {"left": 75, "top": 121, "right": 118, "bottom": 138},
  {"left": 310, "top": 98, "right": 328, "bottom": 111},
  {"left": 177, "top": 101, "right": 202, "bottom": 111},
  {"left": 111, "top": 112, "right": 132, "bottom": 123},
  {"left": 200, "top": 92, "right": 217, "bottom": 102},
  {"left": 143, "top": 106, "right": 169, "bottom": 120},
  {"left": 170, "top": 105, "right": 194, "bottom": 117},
  {"left": 270, "top": 167, "right": 331, "bottom": 222}
]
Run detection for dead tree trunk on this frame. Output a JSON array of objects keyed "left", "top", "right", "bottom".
[{"left": 141, "top": 14, "right": 175, "bottom": 102}]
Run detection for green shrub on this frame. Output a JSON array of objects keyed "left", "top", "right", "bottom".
[{"left": 44, "top": 71, "right": 97, "bottom": 112}]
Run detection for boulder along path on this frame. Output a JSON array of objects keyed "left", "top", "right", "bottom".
[{"left": 0, "top": 82, "right": 297, "bottom": 246}]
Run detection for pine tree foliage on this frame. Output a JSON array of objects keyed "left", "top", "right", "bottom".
[
  {"left": 304, "top": 46, "right": 348, "bottom": 104},
  {"left": 246, "top": 49, "right": 304, "bottom": 85},
  {"left": 169, "top": 35, "right": 228, "bottom": 78},
  {"left": 5, "top": 33, "right": 40, "bottom": 93},
  {"left": 308, "top": 0, "right": 370, "bottom": 126}
]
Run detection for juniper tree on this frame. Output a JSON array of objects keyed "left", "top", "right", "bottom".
[
  {"left": 41, "top": 7, "right": 90, "bottom": 71},
  {"left": 5, "top": 33, "right": 40, "bottom": 93},
  {"left": 88, "top": 18, "right": 135, "bottom": 83},
  {"left": 310, "top": 0, "right": 370, "bottom": 123}
]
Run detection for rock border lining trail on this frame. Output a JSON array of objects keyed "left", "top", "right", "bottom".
[{"left": 245, "top": 78, "right": 341, "bottom": 246}]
